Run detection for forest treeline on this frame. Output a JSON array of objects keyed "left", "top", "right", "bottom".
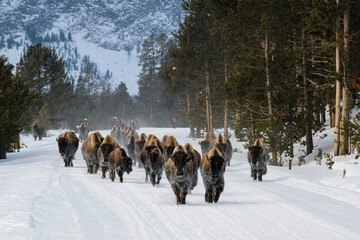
[
  {"left": 1, "top": 0, "right": 360, "bottom": 163},
  {"left": 155, "top": 0, "right": 360, "bottom": 165}
]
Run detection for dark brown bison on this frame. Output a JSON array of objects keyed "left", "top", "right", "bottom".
[
  {"left": 81, "top": 131, "right": 104, "bottom": 174},
  {"left": 108, "top": 148, "right": 133, "bottom": 182},
  {"left": 248, "top": 138, "right": 269, "bottom": 181},
  {"left": 211, "top": 134, "right": 233, "bottom": 166},
  {"left": 198, "top": 132, "right": 214, "bottom": 156},
  {"left": 141, "top": 140, "right": 164, "bottom": 185},
  {"left": 163, "top": 135, "right": 179, "bottom": 163},
  {"left": 33, "top": 121, "right": 45, "bottom": 141},
  {"left": 97, "top": 135, "right": 119, "bottom": 179},
  {"left": 56, "top": 131, "right": 79, "bottom": 167},
  {"left": 184, "top": 143, "right": 201, "bottom": 190},
  {"left": 165, "top": 145, "right": 194, "bottom": 204},
  {"left": 144, "top": 134, "right": 163, "bottom": 154},
  {"left": 78, "top": 122, "right": 89, "bottom": 142},
  {"left": 161, "top": 135, "right": 168, "bottom": 146},
  {"left": 200, "top": 148, "right": 227, "bottom": 203}
]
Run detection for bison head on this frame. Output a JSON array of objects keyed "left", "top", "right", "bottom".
[
  {"left": 99, "top": 143, "right": 114, "bottom": 162},
  {"left": 56, "top": 137, "right": 68, "bottom": 156},
  {"left": 214, "top": 142, "right": 227, "bottom": 159},
  {"left": 171, "top": 151, "right": 192, "bottom": 176},
  {"left": 199, "top": 140, "right": 211, "bottom": 155},
  {"left": 149, "top": 148, "right": 161, "bottom": 169},
  {"left": 248, "top": 146, "right": 263, "bottom": 165},
  {"left": 208, "top": 155, "right": 225, "bottom": 179},
  {"left": 123, "top": 157, "right": 133, "bottom": 174}
]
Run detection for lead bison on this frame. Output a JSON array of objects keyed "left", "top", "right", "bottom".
[
  {"left": 165, "top": 145, "right": 195, "bottom": 204},
  {"left": 97, "top": 135, "right": 119, "bottom": 179},
  {"left": 200, "top": 148, "right": 227, "bottom": 203},
  {"left": 56, "top": 131, "right": 79, "bottom": 167},
  {"left": 33, "top": 121, "right": 45, "bottom": 141},
  {"left": 81, "top": 131, "right": 104, "bottom": 174},
  {"left": 248, "top": 138, "right": 269, "bottom": 181},
  {"left": 141, "top": 139, "right": 164, "bottom": 186},
  {"left": 78, "top": 122, "right": 90, "bottom": 142}
]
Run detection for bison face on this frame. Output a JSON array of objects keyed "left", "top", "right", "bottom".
[
  {"left": 149, "top": 148, "right": 161, "bottom": 168},
  {"left": 249, "top": 146, "right": 263, "bottom": 165},
  {"left": 165, "top": 146, "right": 175, "bottom": 160},
  {"left": 57, "top": 137, "right": 68, "bottom": 156},
  {"left": 99, "top": 144, "right": 113, "bottom": 162},
  {"left": 171, "top": 151, "right": 191, "bottom": 176},
  {"left": 209, "top": 155, "right": 225, "bottom": 178},
  {"left": 124, "top": 157, "right": 133, "bottom": 174}
]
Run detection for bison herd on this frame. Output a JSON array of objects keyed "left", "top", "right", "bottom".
[{"left": 56, "top": 120, "right": 269, "bottom": 205}]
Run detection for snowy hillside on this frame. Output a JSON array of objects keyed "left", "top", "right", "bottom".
[
  {"left": 0, "top": 127, "right": 359, "bottom": 239},
  {"left": 0, "top": 0, "right": 183, "bottom": 94}
]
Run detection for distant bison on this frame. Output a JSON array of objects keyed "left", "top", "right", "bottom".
[
  {"left": 98, "top": 135, "right": 119, "bottom": 179},
  {"left": 78, "top": 122, "right": 90, "bottom": 142},
  {"left": 108, "top": 148, "right": 133, "bottom": 182},
  {"left": 198, "top": 132, "right": 214, "bottom": 156},
  {"left": 211, "top": 134, "right": 233, "bottom": 166},
  {"left": 165, "top": 145, "right": 194, "bottom": 204},
  {"left": 126, "top": 135, "right": 136, "bottom": 165},
  {"left": 163, "top": 135, "right": 179, "bottom": 163},
  {"left": 33, "top": 121, "right": 45, "bottom": 141},
  {"left": 248, "top": 138, "right": 269, "bottom": 181},
  {"left": 200, "top": 148, "right": 227, "bottom": 203},
  {"left": 56, "top": 131, "right": 79, "bottom": 167},
  {"left": 135, "top": 133, "right": 147, "bottom": 167},
  {"left": 81, "top": 131, "right": 104, "bottom": 174}
]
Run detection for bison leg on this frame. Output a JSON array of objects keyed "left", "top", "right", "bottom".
[
  {"left": 228, "top": 160, "right": 230, "bottom": 166},
  {"left": 102, "top": 167, "right": 107, "bottom": 179},
  {"left": 156, "top": 174, "right": 161, "bottom": 185},
  {"left": 175, "top": 189, "right": 181, "bottom": 204},
  {"left": 117, "top": 170, "right": 123, "bottom": 182},
  {"left": 207, "top": 189, "right": 213, "bottom": 203},
  {"left": 94, "top": 163, "right": 99, "bottom": 174},
  {"left": 150, "top": 173, "right": 156, "bottom": 186},
  {"left": 180, "top": 193, "right": 187, "bottom": 204},
  {"left": 110, "top": 171, "right": 115, "bottom": 182},
  {"left": 214, "top": 187, "right": 224, "bottom": 203}
]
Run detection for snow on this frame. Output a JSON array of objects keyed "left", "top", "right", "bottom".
[{"left": 1, "top": 127, "right": 360, "bottom": 239}]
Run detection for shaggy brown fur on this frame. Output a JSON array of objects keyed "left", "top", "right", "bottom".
[
  {"left": 98, "top": 135, "right": 119, "bottom": 179},
  {"left": 108, "top": 148, "right": 133, "bottom": 182},
  {"left": 57, "top": 131, "right": 79, "bottom": 167},
  {"left": 161, "top": 135, "right": 168, "bottom": 146},
  {"left": 163, "top": 135, "right": 179, "bottom": 162},
  {"left": 184, "top": 143, "right": 201, "bottom": 190},
  {"left": 165, "top": 145, "right": 194, "bottom": 204},
  {"left": 199, "top": 132, "right": 215, "bottom": 156},
  {"left": 200, "top": 148, "right": 227, "bottom": 203},
  {"left": 248, "top": 138, "right": 269, "bottom": 181},
  {"left": 81, "top": 132, "right": 103, "bottom": 174},
  {"left": 141, "top": 140, "right": 164, "bottom": 184}
]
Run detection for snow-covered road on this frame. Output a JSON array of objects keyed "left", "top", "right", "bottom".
[{"left": 1, "top": 128, "right": 359, "bottom": 240}]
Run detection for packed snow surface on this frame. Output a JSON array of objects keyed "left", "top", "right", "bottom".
[{"left": 1, "top": 127, "right": 360, "bottom": 240}]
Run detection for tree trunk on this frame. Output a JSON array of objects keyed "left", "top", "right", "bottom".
[
  {"left": 334, "top": 0, "right": 341, "bottom": 156},
  {"left": 224, "top": 64, "right": 229, "bottom": 139},
  {"left": 150, "top": 105, "right": 153, "bottom": 127},
  {"left": 321, "top": 106, "right": 326, "bottom": 124},
  {"left": 303, "top": 25, "right": 313, "bottom": 155},
  {"left": 205, "top": 61, "right": 213, "bottom": 135},
  {"left": 340, "top": 5, "right": 350, "bottom": 155},
  {"left": 0, "top": 143, "right": 7, "bottom": 159},
  {"left": 265, "top": 33, "right": 277, "bottom": 165},
  {"left": 329, "top": 103, "right": 335, "bottom": 128},
  {"left": 187, "top": 92, "right": 194, "bottom": 138}
]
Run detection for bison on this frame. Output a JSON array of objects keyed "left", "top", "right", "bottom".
[
  {"left": 141, "top": 140, "right": 164, "bottom": 186},
  {"left": 126, "top": 135, "right": 136, "bottom": 165},
  {"left": 165, "top": 145, "right": 194, "bottom": 204},
  {"left": 248, "top": 138, "right": 269, "bottom": 181},
  {"left": 97, "top": 135, "right": 119, "bottom": 179},
  {"left": 56, "top": 131, "right": 79, "bottom": 167},
  {"left": 184, "top": 143, "right": 201, "bottom": 190},
  {"left": 81, "top": 131, "right": 104, "bottom": 174},
  {"left": 78, "top": 122, "right": 90, "bottom": 142},
  {"left": 33, "top": 121, "right": 45, "bottom": 141},
  {"left": 198, "top": 132, "right": 214, "bottom": 156},
  {"left": 108, "top": 148, "right": 133, "bottom": 182},
  {"left": 200, "top": 148, "right": 227, "bottom": 203},
  {"left": 211, "top": 134, "right": 233, "bottom": 166},
  {"left": 135, "top": 133, "right": 147, "bottom": 167},
  {"left": 163, "top": 135, "right": 179, "bottom": 163}
]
